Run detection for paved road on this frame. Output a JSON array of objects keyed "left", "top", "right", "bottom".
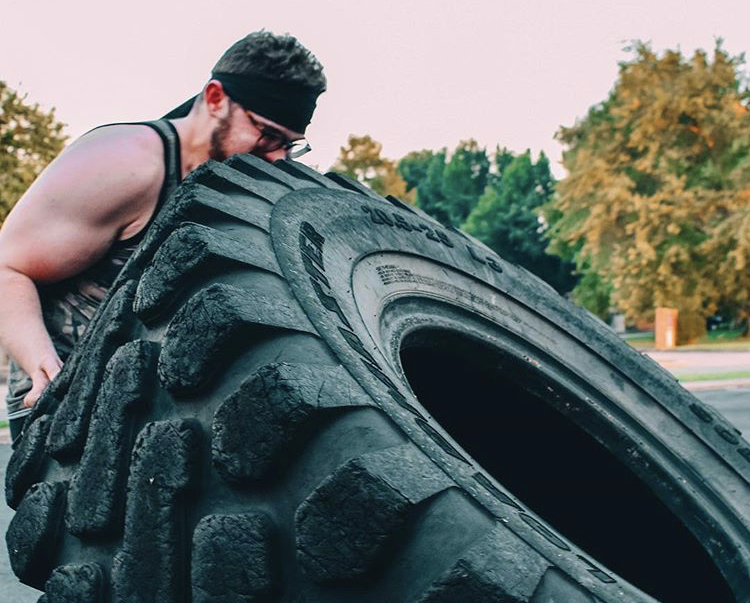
[
  {"left": 0, "top": 445, "right": 40, "bottom": 602},
  {"left": 1, "top": 387, "right": 748, "bottom": 600},
  {"left": 693, "top": 386, "right": 750, "bottom": 436}
]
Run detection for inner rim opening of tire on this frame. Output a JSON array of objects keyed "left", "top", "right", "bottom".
[{"left": 398, "top": 324, "right": 734, "bottom": 602}]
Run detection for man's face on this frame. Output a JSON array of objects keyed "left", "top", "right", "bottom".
[
  {"left": 208, "top": 114, "right": 233, "bottom": 162},
  {"left": 209, "top": 102, "right": 305, "bottom": 163}
]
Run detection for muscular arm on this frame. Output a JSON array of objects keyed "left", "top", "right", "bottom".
[{"left": 0, "top": 125, "right": 163, "bottom": 405}]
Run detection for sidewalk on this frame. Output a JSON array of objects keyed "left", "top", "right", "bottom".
[
  {"left": 645, "top": 350, "right": 750, "bottom": 372},
  {"left": 644, "top": 350, "right": 750, "bottom": 391}
]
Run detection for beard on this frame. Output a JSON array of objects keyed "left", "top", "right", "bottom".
[{"left": 209, "top": 115, "right": 232, "bottom": 162}]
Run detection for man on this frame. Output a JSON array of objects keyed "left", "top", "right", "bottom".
[{"left": 0, "top": 31, "right": 327, "bottom": 443}]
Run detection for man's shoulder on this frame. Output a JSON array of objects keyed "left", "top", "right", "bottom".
[
  {"left": 0, "top": 122, "right": 170, "bottom": 283},
  {"left": 74, "top": 122, "right": 166, "bottom": 168},
  {"left": 64, "top": 122, "right": 167, "bottom": 200}
]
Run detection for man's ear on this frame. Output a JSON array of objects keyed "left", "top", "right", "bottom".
[{"left": 203, "top": 80, "right": 230, "bottom": 117}]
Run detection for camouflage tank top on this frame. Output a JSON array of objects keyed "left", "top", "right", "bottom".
[{"left": 6, "top": 119, "right": 181, "bottom": 422}]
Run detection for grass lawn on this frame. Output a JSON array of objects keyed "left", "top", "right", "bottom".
[
  {"left": 677, "top": 370, "right": 750, "bottom": 382},
  {"left": 0, "top": 419, "right": 7, "bottom": 429},
  {"left": 626, "top": 333, "right": 656, "bottom": 349},
  {"left": 626, "top": 328, "right": 750, "bottom": 351}
]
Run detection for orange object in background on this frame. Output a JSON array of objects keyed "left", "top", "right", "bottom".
[{"left": 655, "top": 307, "right": 679, "bottom": 349}]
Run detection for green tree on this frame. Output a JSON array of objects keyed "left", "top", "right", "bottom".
[
  {"left": 407, "top": 140, "right": 490, "bottom": 227},
  {"left": 463, "top": 150, "right": 576, "bottom": 293},
  {"left": 568, "top": 268, "right": 613, "bottom": 318},
  {"left": 547, "top": 42, "right": 750, "bottom": 341},
  {"left": 488, "top": 146, "right": 515, "bottom": 187},
  {"left": 441, "top": 139, "right": 489, "bottom": 226},
  {"left": 414, "top": 149, "right": 450, "bottom": 224},
  {"left": 0, "top": 81, "right": 67, "bottom": 223},
  {"left": 397, "top": 149, "right": 434, "bottom": 192},
  {"left": 331, "top": 134, "right": 414, "bottom": 202}
]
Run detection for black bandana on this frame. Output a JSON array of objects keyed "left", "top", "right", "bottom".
[{"left": 162, "top": 72, "right": 322, "bottom": 134}]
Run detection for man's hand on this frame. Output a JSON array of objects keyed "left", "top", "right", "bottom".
[{"left": 23, "top": 354, "right": 63, "bottom": 408}]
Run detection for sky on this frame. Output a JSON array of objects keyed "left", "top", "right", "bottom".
[{"left": 2, "top": 0, "right": 749, "bottom": 178}]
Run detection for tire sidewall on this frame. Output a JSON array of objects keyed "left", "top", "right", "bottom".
[{"left": 270, "top": 187, "right": 750, "bottom": 598}]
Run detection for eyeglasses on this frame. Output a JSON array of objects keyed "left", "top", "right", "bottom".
[{"left": 244, "top": 110, "right": 311, "bottom": 159}]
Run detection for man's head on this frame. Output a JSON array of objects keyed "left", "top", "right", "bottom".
[
  {"left": 171, "top": 31, "right": 326, "bottom": 162},
  {"left": 212, "top": 30, "right": 326, "bottom": 95}
]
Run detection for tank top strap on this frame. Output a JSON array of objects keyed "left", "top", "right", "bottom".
[
  {"left": 139, "top": 119, "right": 182, "bottom": 211},
  {"left": 106, "top": 119, "right": 182, "bottom": 249},
  {"left": 85, "top": 119, "right": 181, "bottom": 204}
]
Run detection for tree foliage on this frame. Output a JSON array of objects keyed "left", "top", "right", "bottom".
[
  {"left": 441, "top": 139, "right": 490, "bottom": 226},
  {"left": 403, "top": 140, "right": 489, "bottom": 227},
  {"left": 413, "top": 150, "right": 449, "bottom": 224},
  {"left": 398, "top": 149, "right": 434, "bottom": 192},
  {"left": 464, "top": 150, "right": 576, "bottom": 293},
  {"left": 395, "top": 140, "right": 575, "bottom": 292},
  {"left": 331, "top": 134, "right": 414, "bottom": 202},
  {"left": 0, "top": 81, "right": 67, "bottom": 223},
  {"left": 547, "top": 42, "right": 750, "bottom": 340}
]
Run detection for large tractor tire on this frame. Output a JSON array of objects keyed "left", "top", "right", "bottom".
[{"left": 5, "top": 156, "right": 750, "bottom": 603}]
